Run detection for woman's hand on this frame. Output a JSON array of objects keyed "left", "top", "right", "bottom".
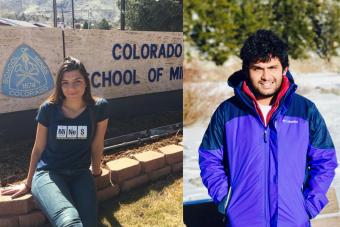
[
  {"left": 0, "top": 183, "right": 30, "bottom": 199},
  {"left": 90, "top": 166, "right": 102, "bottom": 177}
]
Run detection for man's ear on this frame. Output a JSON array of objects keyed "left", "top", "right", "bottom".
[{"left": 283, "top": 67, "right": 289, "bottom": 76}]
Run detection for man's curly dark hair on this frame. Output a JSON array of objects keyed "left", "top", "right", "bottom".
[{"left": 240, "top": 29, "right": 289, "bottom": 72}]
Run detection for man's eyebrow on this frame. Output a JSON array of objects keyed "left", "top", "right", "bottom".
[
  {"left": 251, "top": 64, "right": 279, "bottom": 68},
  {"left": 250, "top": 65, "right": 264, "bottom": 69}
]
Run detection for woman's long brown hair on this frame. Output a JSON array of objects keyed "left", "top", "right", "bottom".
[{"left": 47, "top": 56, "right": 95, "bottom": 105}]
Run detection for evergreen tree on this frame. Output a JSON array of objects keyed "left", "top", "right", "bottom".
[
  {"left": 184, "top": 0, "right": 340, "bottom": 65},
  {"left": 184, "top": 0, "right": 239, "bottom": 65},
  {"left": 98, "top": 18, "right": 111, "bottom": 30},
  {"left": 118, "top": 0, "right": 182, "bottom": 32},
  {"left": 234, "top": 0, "right": 272, "bottom": 49},
  {"left": 307, "top": 0, "right": 340, "bottom": 59},
  {"left": 271, "top": 0, "right": 316, "bottom": 58},
  {"left": 322, "top": 2, "right": 340, "bottom": 59},
  {"left": 83, "top": 21, "right": 89, "bottom": 29},
  {"left": 185, "top": 0, "right": 271, "bottom": 65}
]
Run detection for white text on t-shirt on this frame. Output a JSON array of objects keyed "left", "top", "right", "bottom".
[{"left": 56, "top": 125, "right": 87, "bottom": 139}]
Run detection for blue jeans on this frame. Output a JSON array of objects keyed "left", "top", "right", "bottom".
[{"left": 31, "top": 169, "right": 97, "bottom": 227}]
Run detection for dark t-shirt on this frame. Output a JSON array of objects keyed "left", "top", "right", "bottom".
[{"left": 35, "top": 98, "right": 109, "bottom": 170}]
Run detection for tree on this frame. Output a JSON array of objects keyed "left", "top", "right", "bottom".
[
  {"left": 184, "top": 0, "right": 270, "bottom": 65},
  {"left": 234, "top": 0, "right": 272, "bottom": 53},
  {"left": 320, "top": 2, "right": 340, "bottom": 59},
  {"left": 271, "top": 0, "right": 316, "bottom": 58},
  {"left": 306, "top": 0, "right": 340, "bottom": 59},
  {"left": 83, "top": 21, "right": 89, "bottom": 29},
  {"left": 184, "top": 0, "right": 239, "bottom": 65},
  {"left": 98, "top": 18, "right": 111, "bottom": 30},
  {"left": 184, "top": 0, "right": 340, "bottom": 65},
  {"left": 118, "top": 0, "right": 182, "bottom": 32}
]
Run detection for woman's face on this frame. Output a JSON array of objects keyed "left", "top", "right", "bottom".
[{"left": 61, "top": 70, "right": 86, "bottom": 101}]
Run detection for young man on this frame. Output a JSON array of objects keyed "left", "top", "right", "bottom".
[{"left": 199, "top": 30, "right": 337, "bottom": 227}]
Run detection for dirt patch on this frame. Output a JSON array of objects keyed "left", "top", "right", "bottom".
[
  {"left": 107, "top": 111, "right": 182, "bottom": 138},
  {"left": 102, "top": 132, "right": 183, "bottom": 164},
  {"left": 0, "top": 142, "right": 32, "bottom": 187}
]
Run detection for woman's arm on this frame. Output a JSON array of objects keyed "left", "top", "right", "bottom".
[
  {"left": 26, "top": 123, "right": 48, "bottom": 187},
  {"left": 1, "top": 123, "right": 47, "bottom": 198},
  {"left": 91, "top": 119, "right": 108, "bottom": 175}
]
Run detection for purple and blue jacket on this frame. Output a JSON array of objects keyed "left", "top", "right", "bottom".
[{"left": 199, "top": 70, "right": 337, "bottom": 227}]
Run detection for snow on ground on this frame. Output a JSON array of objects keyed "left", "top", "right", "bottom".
[{"left": 184, "top": 72, "right": 340, "bottom": 204}]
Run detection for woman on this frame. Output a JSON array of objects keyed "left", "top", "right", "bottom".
[{"left": 1, "top": 56, "right": 109, "bottom": 226}]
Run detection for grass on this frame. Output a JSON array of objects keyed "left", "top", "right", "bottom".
[{"left": 99, "top": 173, "right": 183, "bottom": 227}]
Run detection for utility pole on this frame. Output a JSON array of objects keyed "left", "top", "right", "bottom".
[
  {"left": 53, "top": 0, "right": 57, "bottom": 27},
  {"left": 71, "top": 0, "right": 75, "bottom": 28},
  {"left": 88, "top": 9, "right": 91, "bottom": 29},
  {"left": 61, "top": 8, "right": 64, "bottom": 28},
  {"left": 120, "top": 0, "right": 125, "bottom": 30}
]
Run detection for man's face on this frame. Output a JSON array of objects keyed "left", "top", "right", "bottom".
[{"left": 248, "top": 57, "right": 287, "bottom": 101}]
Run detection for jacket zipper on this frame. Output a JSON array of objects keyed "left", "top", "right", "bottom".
[
  {"left": 264, "top": 128, "right": 269, "bottom": 226},
  {"left": 236, "top": 85, "right": 292, "bottom": 226}
]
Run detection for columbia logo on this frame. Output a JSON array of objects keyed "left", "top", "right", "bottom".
[{"left": 282, "top": 119, "right": 298, "bottom": 124}]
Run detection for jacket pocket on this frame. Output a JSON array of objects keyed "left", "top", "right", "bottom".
[
  {"left": 218, "top": 186, "right": 233, "bottom": 215},
  {"left": 225, "top": 186, "right": 233, "bottom": 214},
  {"left": 301, "top": 192, "right": 312, "bottom": 219}
]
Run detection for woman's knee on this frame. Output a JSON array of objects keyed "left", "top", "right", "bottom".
[{"left": 54, "top": 208, "right": 83, "bottom": 227}]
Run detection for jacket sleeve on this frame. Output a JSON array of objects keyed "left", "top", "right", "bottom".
[
  {"left": 199, "top": 104, "right": 229, "bottom": 204},
  {"left": 303, "top": 104, "right": 338, "bottom": 218}
]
